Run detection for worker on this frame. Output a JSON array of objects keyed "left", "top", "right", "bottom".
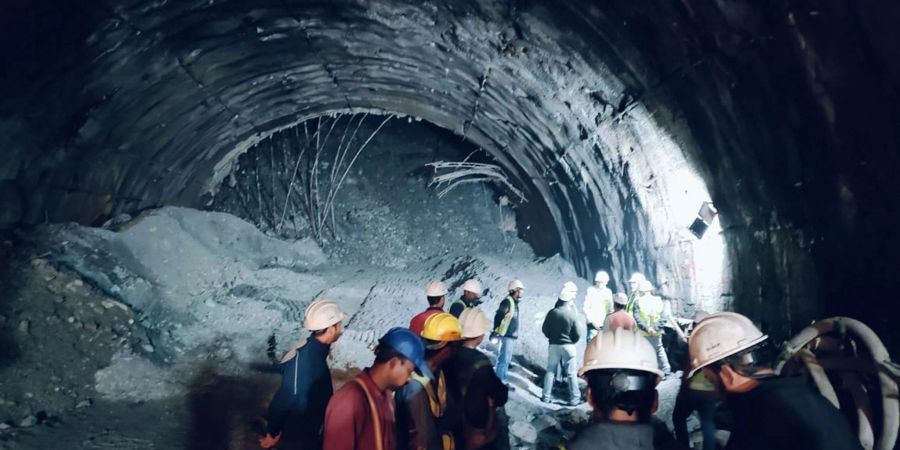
[
  {"left": 563, "top": 328, "right": 680, "bottom": 450},
  {"left": 445, "top": 307, "right": 509, "bottom": 449},
  {"left": 625, "top": 272, "right": 646, "bottom": 313},
  {"left": 411, "top": 280, "right": 448, "bottom": 335},
  {"left": 688, "top": 312, "right": 863, "bottom": 450},
  {"left": 602, "top": 293, "right": 636, "bottom": 332},
  {"left": 672, "top": 311, "right": 719, "bottom": 450},
  {"left": 323, "top": 327, "right": 430, "bottom": 450},
  {"left": 449, "top": 279, "right": 484, "bottom": 318},
  {"left": 260, "top": 299, "right": 347, "bottom": 450},
  {"left": 396, "top": 313, "right": 464, "bottom": 450},
  {"left": 583, "top": 270, "right": 613, "bottom": 342},
  {"left": 491, "top": 279, "right": 524, "bottom": 385},
  {"left": 632, "top": 280, "right": 672, "bottom": 376},
  {"left": 541, "top": 281, "right": 586, "bottom": 406}
]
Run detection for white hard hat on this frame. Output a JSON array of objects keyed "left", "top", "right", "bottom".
[
  {"left": 425, "top": 280, "right": 448, "bottom": 297},
  {"left": 613, "top": 293, "right": 628, "bottom": 306},
  {"left": 559, "top": 281, "right": 578, "bottom": 302},
  {"left": 458, "top": 307, "right": 492, "bottom": 339},
  {"left": 508, "top": 279, "right": 525, "bottom": 291},
  {"left": 637, "top": 280, "right": 654, "bottom": 293},
  {"left": 462, "top": 279, "right": 483, "bottom": 294},
  {"left": 594, "top": 271, "right": 610, "bottom": 283},
  {"left": 688, "top": 312, "right": 768, "bottom": 378},
  {"left": 629, "top": 273, "right": 646, "bottom": 283},
  {"left": 579, "top": 328, "right": 663, "bottom": 379},
  {"left": 304, "top": 299, "right": 348, "bottom": 331}
]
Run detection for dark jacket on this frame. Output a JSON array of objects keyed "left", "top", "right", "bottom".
[
  {"left": 542, "top": 300, "right": 587, "bottom": 345},
  {"left": 266, "top": 336, "right": 333, "bottom": 445},
  {"left": 448, "top": 296, "right": 480, "bottom": 318},
  {"left": 395, "top": 370, "right": 461, "bottom": 450},
  {"left": 444, "top": 347, "right": 508, "bottom": 430},
  {"left": 565, "top": 419, "right": 683, "bottom": 450},
  {"left": 725, "top": 375, "right": 863, "bottom": 450},
  {"left": 492, "top": 295, "right": 520, "bottom": 339}
]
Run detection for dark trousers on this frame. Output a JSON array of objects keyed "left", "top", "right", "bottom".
[{"left": 673, "top": 390, "right": 717, "bottom": 450}]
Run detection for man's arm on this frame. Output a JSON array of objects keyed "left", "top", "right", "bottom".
[
  {"left": 572, "top": 311, "right": 586, "bottom": 342},
  {"left": 541, "top": 309, "right": 553, "bottom": 339},
  {"left": 265, "top": 354, "right": 309, "bottom": 436},
  {"left": 633, "top": 303, "right": 654, "bottom": 334},
  {"left": 583, "top": 290, "right": 600, "bottom": 328}
]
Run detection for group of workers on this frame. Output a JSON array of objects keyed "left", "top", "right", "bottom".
[
  {"left": 538, "top": 271, "right": 681, "bottom": 407},
  {"left": 258, "top": 274, "right": 865, "bottom": 450}
]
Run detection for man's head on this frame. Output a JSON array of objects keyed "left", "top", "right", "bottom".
[
  {"left": 636, "top": 280, "right": 654, "bottom": 296},
  {"left": 508, "top": 279, "right": 525, "bottom": 299},
  {"left": 373, "top": 343, "right": 419, "bottom": 389},
  {"left": 688, "top": 312, "right": 774, "bottom": 393},
  {"left": 458, "top": 307, "right": 492, "bottom": 347},
  {"left": 373, "top": 327, "right": 431, "bottom": 390},
  {"left": 421, "top": 312, "right": 463, "bottom": 361},
  {"left": 628, "top": 273, "right": 645, "bottom": 292},
  {"left": 613, "top": 293, "right": 628, "bottom": 310},
  {"left": 304, "top": 299, "right": 347, "bottom": 345},
  {"left": 579, "top": 329, "right": 662, "bottom": 423},
  {"left": 559, "top": 281, "right": 578, "bottom": 302},
  {"left": 462, "top": 279, "right": 483, "bottom": 302},
  {"left": 594, "top": 270, "right": 610, "bottom": 288},
  {"left": 425, "top": 280, "right": 448, "bottom": 308}
]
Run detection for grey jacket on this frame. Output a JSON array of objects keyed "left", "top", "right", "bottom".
[
  {"left": 542, "top": 300, "right": 587, "bottom": 345},
  {"left": 566, "top": 420, "right": 684, "bottom": 450}
]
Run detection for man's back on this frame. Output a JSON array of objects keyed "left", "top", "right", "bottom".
[
  {"left": 726, "top": 375, "right": 862, "bottom": 450},
  {"left": 566, "top": 422, "right": 655, "bottom": 450},
  {"left": 323, "top": 370, "right": 396, "bottom": 450},
  {"left": 603, "top": 309, "right": 636, "bottom": 332},
  {"left": 445, "top": 347, "right": 507, "bottom": 429},
  {"left": 542, "top": 301, "right": 585, "bottom": 345}
]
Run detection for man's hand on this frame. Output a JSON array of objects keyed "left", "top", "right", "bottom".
[
  {"left": 259, "top": 433, "right": 281, "bottom": 449},
  {"left": 489, "top": 334, "right": 500, "bottom": 346}
]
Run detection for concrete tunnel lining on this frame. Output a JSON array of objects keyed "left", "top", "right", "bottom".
[
  {"left": 2, "top": 0, "right": 900, "bottom": 351},
  {"left": 6, "top": 0, "right": 717, "bottom": 302}
]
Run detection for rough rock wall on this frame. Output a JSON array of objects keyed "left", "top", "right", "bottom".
[{"left": 1, "top": 0, "right": 898, "bottom": 349}]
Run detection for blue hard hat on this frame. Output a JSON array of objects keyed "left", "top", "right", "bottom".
[{"left": 379, "top": 327, "right": 433, "bottom": 379}]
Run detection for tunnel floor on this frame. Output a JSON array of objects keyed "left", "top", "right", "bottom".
[{"left": 0, "top": 229, "right": 685, "bottom": 449}]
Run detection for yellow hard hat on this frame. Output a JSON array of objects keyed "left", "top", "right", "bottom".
[{"left": 421, "top": 312, "right": 463, "bottom": 342}]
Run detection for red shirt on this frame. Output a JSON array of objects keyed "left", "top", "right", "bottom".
[
  {"left": 409, "top": 307, "right": 443, "bottom": 336},
  {"left": 603, "top": 309, "right": 637, "bottom": 332},
  {"left": 323, "top": 369, "right": 396, "bottom": 450}
]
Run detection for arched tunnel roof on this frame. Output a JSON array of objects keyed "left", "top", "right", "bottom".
[{"left": 2, "top": 0, "right": 899, "bottom": 348}]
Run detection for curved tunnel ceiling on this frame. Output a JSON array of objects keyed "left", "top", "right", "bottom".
[{"left": 2, "top": 0, "right": 900, "bottom": 349}]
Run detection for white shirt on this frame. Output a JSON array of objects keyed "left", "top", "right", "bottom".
[{"left": 583, "top": 285, "right": 613, "bottom": 327}]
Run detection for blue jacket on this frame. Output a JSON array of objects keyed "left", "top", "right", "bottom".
[{"left": 266, "top": 335, "right": 333, "bottom": 444}]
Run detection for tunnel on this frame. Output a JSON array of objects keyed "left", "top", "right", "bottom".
[{"left": 1, "top": 0, "right": 898, "bottom": 448}]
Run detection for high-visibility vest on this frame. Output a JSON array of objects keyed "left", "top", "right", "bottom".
[
  {"left": 635, "top": 295, "right": 663, "bottom": 335},
  {"left": 625, "top": 291, "right": 638, "bottom": 314},
  {"left": 410, "top": 371, "right": 455, "bottom": 450},
  {"left": 583, "top": 286, "right": 613, "bottom": 325},
  {"left": 493, "top": 296, "right": 517, "bottom": 336}
]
